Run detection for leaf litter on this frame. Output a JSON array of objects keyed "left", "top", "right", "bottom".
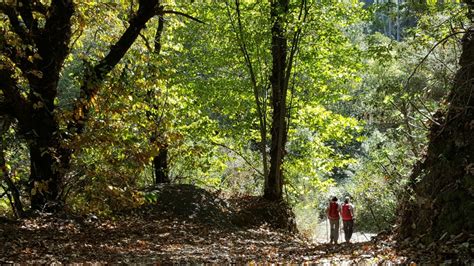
[{"left": 0, "top": 184, "right": 472, "bottom": 264}]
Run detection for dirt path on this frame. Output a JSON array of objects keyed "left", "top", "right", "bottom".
[
  {"left": 1, "top": 214, "right": 471, "bottom": 264},
  {"left": 312, "top": 220, "right": 376, "bottom": 244},
  {"left": 0, "top": 215, "right": 407, "bottom": 264}
]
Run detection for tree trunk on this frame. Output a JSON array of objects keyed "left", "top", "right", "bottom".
[
  {"left": 151, "top": 10, "right": 170, "bottom": 184},
  {"left": 264, "top": 0, "right": 289, "bottom": 201},
  {"left": 1, "top": 0, "right": 161, "bottom": 212},
  {"left": 398, "top": 26, "right": 474, "bottom": 241},
  {"left": 29, "top": 144, "right": 59, "bottom": 210},
  {"left": 154, "top": 143, "right": 170, "bottom": 184},
  {"left": 24, "top": 0, "right": 74, "bottom": 211},
  {"left": 229, "top": 0, "right": 270, "bottom": 180},
  {"left": 27, "top": 106, "right": 70, "bottom": 210}
]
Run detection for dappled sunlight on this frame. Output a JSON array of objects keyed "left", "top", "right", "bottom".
[{"left": 0, "top": 0, "right": 472, "bottom": 264}]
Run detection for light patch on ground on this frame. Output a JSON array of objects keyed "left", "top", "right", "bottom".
[{"left": 312, "top": 220, "right": 376, "bottom": 244}]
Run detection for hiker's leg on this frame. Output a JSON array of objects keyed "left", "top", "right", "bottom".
[
  {"left": 348, "top": 220, "right": 354, "bottom": 241},
  {"left": 343, "top": 221, "right": 349, "bottom": 242},
  {"left": 334, "top": 219, "right": 339, "bottom": 243},
  {"left": 329, "top": 219, "right": 334, "bottom": 242},
  {"left": 329, "top": 219, "right": 337, "bottom": 243}
]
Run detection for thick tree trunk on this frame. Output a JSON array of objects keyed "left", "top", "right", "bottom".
[
  {"left": 1, "top": 0, "right": 161, "bottom": 213},
  {"left": 398, "top": 27, "right": 474, "bottom": 241},
  {"left": 29, "top": 143, "right": 60, "bottom": 210},
  {"left": 24, "top": 0, "right": 74, "bottom": 211},
  {"left": 264, "top": 0, "right": 289, "bottom": 201},
  {"left": 27, "top": 107, "right": 70, "bottom": 210}
]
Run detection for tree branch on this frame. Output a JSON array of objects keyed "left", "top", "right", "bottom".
[
  {"left": 154, "top": 12, "right": 165, "bottom": 54},
  {"left": 18, "top": 0, "right": 39, "bottom": 34},
  {"left": 139, "top": 32, "right": 154, "bottom": 53},
  {"left": 0, "top": 65, "right": 31, "bottom": 127},
  {"left": 94, "top": 0, "right": 160, "bottom": 79},
  {"left": 35, "top": 0, "right": 74, "bottom": 87},
  {"left": 0, "top": 4, "right": 31, "bottom": 42},
  {"left": 211, "top": 141, "right": 264, "bottom": 177},
  {"left": 0, "top": 116, "right": 25, "bottom": 218},
  {"left": 162, "top": 10, "right": 205, "bottom": 24},
  {"left": 404, "top": 31, "right": 465, "bottom": 91},
  {"left": 285, "top": 0, "right": 308, "bottom": 88},
  {"left": 227, "top": 0, "right": 269, "bottom": 178},
  {"left": 31, "top": 0, "right": 47, "bottom": 15},
  {"left": 70, "top": 0, "right": 160, "bottom": 133},
  {"left": 285, "top": 0, "right": 308, "bottom": 139}
]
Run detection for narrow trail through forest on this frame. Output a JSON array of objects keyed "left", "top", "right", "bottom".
[
  {"left": 311, "top": 220, "right": 376, "bottom": 244},
  {"left": 1, "top": 185, "right": 472, "bottom": 264},
  {"left": 0, "top": 184, "right": 401, "bottom": 264},
  {"left": 1, "top": 211, "right": 472, "bottom": 264},
  {"left": 1, "top": 184, "right": 472, "bottom": 264},
  {"left": 0, "top": 214, "right": 406, "bottom": 264}
]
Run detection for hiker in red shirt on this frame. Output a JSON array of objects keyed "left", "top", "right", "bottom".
[
  {"left": 340, "top": 196, "right": 355, "bottom": 243},
  {"left": 326, "top": 196, "right": 341, "bottom": 244}
]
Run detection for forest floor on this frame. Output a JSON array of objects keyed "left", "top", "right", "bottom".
[{"left": 0, "top": 184, "right": 472, "bottom": 264}]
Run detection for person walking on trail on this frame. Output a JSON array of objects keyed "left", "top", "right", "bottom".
[
  {"left": 341, "top": 196, "right": 355, "bottom": 243},
  {"left": 326, "top": 196, "right": 341, "bottom": 244}
]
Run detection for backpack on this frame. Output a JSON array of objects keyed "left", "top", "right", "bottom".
[
  {"left": 328, "top": 202, "right": 339, "bottom": 220},
  {"left": 341, "top": 203, "right": 353, "bottom": 221}
]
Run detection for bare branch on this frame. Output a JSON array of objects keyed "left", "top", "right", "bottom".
[
  {"left": 162, "top": 10, "right": 205, "bottom": 24},
  {"left": 139, "top": 31, "right": 154, "bottom": 53},
  {"left": 211, "top": 141, "right": 264, "bottom": 177},
  {"left": 405, "top": 31, "right": 465, "bottom": 91}
]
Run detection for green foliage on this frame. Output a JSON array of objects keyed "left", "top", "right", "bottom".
[
  {"left": 59, "top": 0, "right": 383, "bottom": 216},
  {"left": 343, "top": 130, "right": 405, "bottom": 232},
  {"left": 0, "top": 0, "right": 466, "bottom": 231},
  {"left": 332, "top": 2, "right": 465, "bottom": 233},
  {"left": 294, "top": 202, "right": 321, "bottom": 239},
  {"left": 0, "top": 123, "right": 29, "bottom": 217}
]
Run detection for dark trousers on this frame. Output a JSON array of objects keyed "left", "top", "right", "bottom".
[{"left": 343, "top": 220, "right": 354, "bottom": 242}]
